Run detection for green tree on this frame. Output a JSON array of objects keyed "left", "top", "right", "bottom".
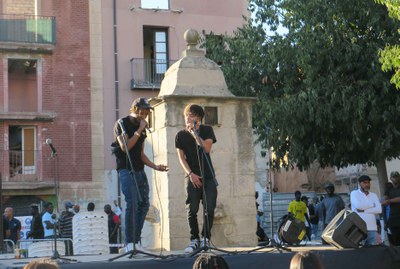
[
  {"left": 204, "top": 0, "right": 400, "bottom": 194},
  {"left": 375, "top": 0, "right": 400, "bottom": 89}
]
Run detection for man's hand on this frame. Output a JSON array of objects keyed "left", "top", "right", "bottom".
[
  {"left": 189, "top": 173, "right": 202, "bottom": 188},
  {"left": 155, "top": 164, "right": 169, "bottom": 172}
]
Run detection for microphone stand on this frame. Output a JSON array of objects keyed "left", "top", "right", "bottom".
[
  {"left": 189, "top": 124, "right": 233, "bottom": 257},
  {"left": 109, "top": 120, "right": 165, "bottom": 261},
  {"left": 48, "top": 147, "right": 76, "bottom": 262}
]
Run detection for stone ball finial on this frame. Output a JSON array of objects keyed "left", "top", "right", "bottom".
[{"left": 184, "top": 28, "right": 200, "bottom": 47}]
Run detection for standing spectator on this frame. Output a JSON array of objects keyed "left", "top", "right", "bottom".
[
  {"left": 315, "top": 196, "right": 324, "bottom": 240},
  {"left": 288, "top": 191, "right": 309, "bottom": 224},
  {"left": 255, "top": 192, "right": 268, "bottom": 244},
  {"left": 26, "top": 205, "right": 44, "bottom": 239},
  {"left": 350, "top": 175, "right": 382, "bottom": 246},
  {"left": 301, "top": 196, "right": 312, "bottom": 241},
  {"left": 42, "top": 202, "right": 57, "bottom": 239},
  {"left": 104, "top": 204, "right": 120, "bottom": 253},
  {"left": 4, "top": 207, "right": 21, "bottom": 246},
  {"left": 290, "top": 251, "right": 325, "bottom": 269},
  {"left": 382, "top": 171, "right": 400, "bottom": 246},
  {"left": 309, "top": 197, "right": 319, "bottom": 240},
  {"left": 321, "top": 183, "right": 345, "bottom": 228},
  {"left": 87, "top": 202, "right": 95, "bottom": 212},
  {"left": 382, "top": 182, "right": 393, "bottom": 244},
  {"left": 73, "top": 204, "right": 80, "bottom": 214},
  {"left": 59, "top": 201, "right": 74, "bottom": 255}
]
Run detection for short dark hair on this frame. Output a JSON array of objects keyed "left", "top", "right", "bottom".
[
  {"left": 184, "top": 104, "right": 205, "bottom": 120},
  {"left": 87, "top": 202, "right": 95, "bottom": 211},
  {"left": 358, "top": 175, "right": 371, "bottom": 183}
]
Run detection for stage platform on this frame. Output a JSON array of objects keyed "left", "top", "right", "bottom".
[{"left": 1, "top": 244, "right": 399, "bottom": 269}]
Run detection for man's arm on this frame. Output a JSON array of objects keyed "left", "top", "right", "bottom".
[
  {"left": 17, "top": 220, "right": 21, "bottom": 240},
  {"left": 381, "top": 196, "right": 400, "bottom": 206},
  {"left": 350, "top": 191, "right": 358, "bottom": 212},
  {"left": 141, "top": 143, "right": 167, "bottom": 171},
  {"left": 176, "top": 148, "right": 202, "bottom": 188},
  {"left": 364, "top": 194, "right": 382, "bottom": 214}
]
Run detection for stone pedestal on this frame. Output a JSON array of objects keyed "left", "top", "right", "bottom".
[{"left": 149, "top": 29, "right": 257, "bottom": 250}]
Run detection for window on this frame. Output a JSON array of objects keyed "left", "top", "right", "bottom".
[
  {"left": 204, "top": 107, "right": 218, "bottom": 125},
  {"left": 141, "top": 0, "right": 169, "bottom": 9},
  {"left": 9, "top": 125, "right": 37, "bottom": 177},
  {"left": 8, "top": 59, "right": 38, "bottom": 112},
  {"left": 143, "top": 27, "right": 169, "bottom": 84}
]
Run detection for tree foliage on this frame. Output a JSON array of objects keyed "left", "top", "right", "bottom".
[
  {"left": 203, "top": 0, "right": 400, "bottom": 190},
  {"left": 375, "top": 0, "right": 400, "bottom": 89}
]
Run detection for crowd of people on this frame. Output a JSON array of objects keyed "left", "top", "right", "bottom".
[
  {"left": 282, "top": 171, "right": 400, "bottom": 247},
  {"left": 2, "top": 200, "right": 121, "bottom": 256}
]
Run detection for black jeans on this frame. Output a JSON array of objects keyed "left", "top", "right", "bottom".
[{"left": 185, "top": 177, "right": 218, "bottom": 240}]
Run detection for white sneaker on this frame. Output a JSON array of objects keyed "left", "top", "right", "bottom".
[
  {"left": 125, "top": 243, "right": 134, "bottom": 253},
  {"left": 184, "top": 239, "right": 199, "bottom": 253},
  {"left": 200, "top": 237, "right": 209, "bottom": 248}
]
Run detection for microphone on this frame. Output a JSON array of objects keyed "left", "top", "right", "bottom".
[
  {"left": 46, "top": 138, "right": 57, "bottom": 155},
  {"left": 193, "top": 121, "right": 197, "bottom": 132},
  {"left": 118, "top": 119, "right": 127, "bottom": 134}
]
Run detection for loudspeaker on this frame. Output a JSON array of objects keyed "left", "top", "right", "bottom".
[
  {"left": 278, "top": 215, "right": 306, "bottom": 245},
  {"left": 322, "top": 209, "right": 367, "bottom": 249}
]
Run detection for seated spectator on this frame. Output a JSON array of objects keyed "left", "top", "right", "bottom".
[
  {"left": 192, "top": 253, "right": 230, "bottom": 269},
  {"left": 23, "top": 258, "right": 60, "bottom": 269},
  {"left": 290, "top": 251, "right": 324, "bottom": 269}
]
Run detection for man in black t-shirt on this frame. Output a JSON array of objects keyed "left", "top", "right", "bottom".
[
  {"left": 382, "top": 171, "right": 400, "bottom": 246},
  {"left": 26, "top": 205, "right": 44, "bottom": 239},
  {"left": 113, "top": 97, "right": 167, "bottom": 252},
  {"left": 175, "top": 104, "right": 217, "bottom": 253}
]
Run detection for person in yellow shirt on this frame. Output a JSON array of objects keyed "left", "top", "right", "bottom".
[{"left": 288, "top": 191, "right": 309, "bottom": 223}]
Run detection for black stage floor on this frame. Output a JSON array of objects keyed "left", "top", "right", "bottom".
[{"left": 3, "top": 245, "right": 400, "bottom": 269}]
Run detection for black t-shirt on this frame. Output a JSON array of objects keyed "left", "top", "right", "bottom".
[
  {"left": 2, "top": 216, "right": 9, "bottom": 239},
  {"left": 175, "top": 125, "right": 216, "bottom": 179},
  {"left": 308, "top": 204, "right": 318, "bottom": 224},
  {"left": 113, "top": 116, "right": 147, "bottom": 171},
  {"left": 385, "top": 186, "right": 400, "bottom": 227}
]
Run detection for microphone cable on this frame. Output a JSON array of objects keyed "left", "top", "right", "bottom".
[{"left": 146, "top": 128, "right": 166, "bottom": 256}]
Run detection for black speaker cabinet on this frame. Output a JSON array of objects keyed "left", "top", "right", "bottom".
[
  {"left": 278, "top": 215, "right": 306, "bottom": 245},
  {"left": 321, "top": 209, "right": 367, "bottom": 249}
]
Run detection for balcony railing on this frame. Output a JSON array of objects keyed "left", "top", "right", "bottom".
[
  {"left": 0, "top": 14, "right": 56, "bottom": 45},
  {"left": 130, "top": 58, "right": 177, "bottom": 89},
  {"left": 1, "top": 149, "right": 53, "bottom": 182}
]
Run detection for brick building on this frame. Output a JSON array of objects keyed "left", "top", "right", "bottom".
[{"left": 0, "top": 0, "right": 92, "bottom": 214}]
